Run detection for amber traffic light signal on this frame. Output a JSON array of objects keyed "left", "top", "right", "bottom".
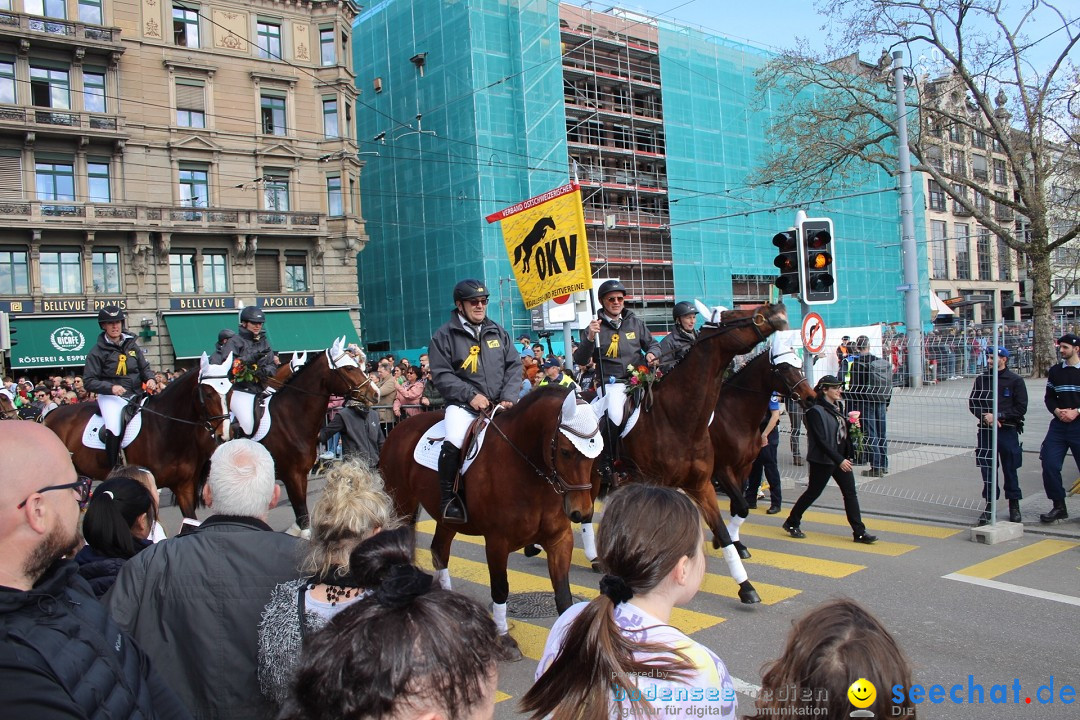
[{"left": 799, "top": 218, "right": 837, "bottom": 305}]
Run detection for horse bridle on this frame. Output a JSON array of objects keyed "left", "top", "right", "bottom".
[
  {"left": 482, "top": 406, "right": 595, "bottom": 497},
  {"left": 700, "top": 309, "right": 780, "bottom": 345},
  {"left": 197, "top": 370, "right": 234, "bottom": 438},
  {"left": 327, "top": 348, "right": 379, "bottom": 405}
]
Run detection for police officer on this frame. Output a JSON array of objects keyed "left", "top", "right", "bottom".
[
  {"left": 535, "top": 357, "right": 578, "bottom": 390},
  {"left": 428, "top": 279, "right": 521, "bottom": 523},
  {"left": 968, "top": 347, "right": 1028, "bottom": 524},
  {"left": 657, "top": 301, "right": 699, "bottom": 373},
  {"left": 211, "top": 306, "right": 277, "bottom": 437},
  {"left": 572, "top": 280, "right": 660, "bottom": 481},
  {"left": 83, "top": 305, "right": 156, "bottom": 467},
  {"left": 1039, "top": 333, "right": 1080, "bottom": 523}
]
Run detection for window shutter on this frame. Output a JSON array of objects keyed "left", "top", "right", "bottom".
[
  {"left": 255, "top": 253, "right": 280, "bottom": 292},
  {"left": 175, "top": 81, "right": 205, "bottom": 111},
  {"left": 0, "top": 154, "right": 22, "bottom": 199}
]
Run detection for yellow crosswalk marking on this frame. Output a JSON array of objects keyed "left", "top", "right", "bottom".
[
  {"left": 952, "top": 539, "right": 1080, "bottom": 580},
  {"left": 707, "top": 546, "right": 864, "bottom": 579},
  {"left": 737, "top": 524, "right": 917, "bottom": 556},
  {"left": 509, "top": 619, "right": 554, "bottom": 661},
  {"left": 795, "top": 509, "right": 961, "bottom": 539},
  {"left": 495, "top": 691, "right": 512, "bottom": 703}
]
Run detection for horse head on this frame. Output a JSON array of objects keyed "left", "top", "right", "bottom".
[
  {"left": 697, "top": 301, "right": 789, "bottom": 355},
  {"left": 325, "top": 336, "right": 379, "bottom": 406},
  {"left": 199, "top": 351, "right": 234, "bottom": 442},
  {"left": 0, "top": 387, "right": 16, "bottom": 419},
  {"left": 769, "top": 336, "right": 816, "bottom": 409},
  {"left": 289, "top": 351, "right": 308, "bottom": 371},
  {"left": 554, "top": 389, "right": 604, "bottom": 523}
]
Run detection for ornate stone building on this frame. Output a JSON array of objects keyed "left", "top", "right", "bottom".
[{"left": 0, "top": 0, "right": 366, "bottom": 374}]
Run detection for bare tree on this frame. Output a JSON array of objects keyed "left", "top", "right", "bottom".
[{"left": 753, "top": 0, "right": 1079, "bottom": 376}]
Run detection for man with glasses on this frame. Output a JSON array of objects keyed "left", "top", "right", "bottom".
[
  {"left": 428, "top": 278, "right": 521, "bottom": 523},
  {"left": 0, "top": 423, "right": 187, "bottom": 719},
  {"left": 573, "top": 279, "right": 659, "bottom": 483}
]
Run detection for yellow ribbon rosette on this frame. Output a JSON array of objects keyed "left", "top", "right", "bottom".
[
  {"left": 116, "top": 353, "right": 128, "bottom": 375},
  {"left": 461, "top": 345, "right": 480, "bottom": 374},
  {"left": 605, "top": 333, "right": 619, "bottom": 358}
]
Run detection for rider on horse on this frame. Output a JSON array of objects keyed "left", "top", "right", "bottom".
[
  {"left": 83, "top": 305, "right": 157, "bottom": 468},
  {"left": 210, "top": 306, "right": 277, "bottom": 437},
  {"left": 572, "top": 279, "right": 659, "bottom": 483},
  {"left": 658, "top": 301, "right": 699, "bottom": 373},
  {"left": 428, "top": 279, "right": 522, "bottom": 524}
]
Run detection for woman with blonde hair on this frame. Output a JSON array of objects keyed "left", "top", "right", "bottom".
[
  {"left": 257, "top": 459, "right": 401, "bottom": 706},
  {"left": 522, "top": 484, "right": 737, "bottom": 720}
]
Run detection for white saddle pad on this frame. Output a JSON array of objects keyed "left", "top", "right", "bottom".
[
  {"left": 81, "top": 405, "right": 145, "bottom": 450},
  {"left": 412, "top": 419, "right": 490, "bottom": 475},
  {"left": 231, "top": 392, "right": 274, "bottom": 442}
]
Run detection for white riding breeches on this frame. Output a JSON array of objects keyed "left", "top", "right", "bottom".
[
  {"left": 443, "top": 404, "right": 479, "bottom": 449},
  {"left": 97, "top": 394, "right": 128, "bottom": 435},
  {"left": 230, "top": 390, "right": 256, "bottom": 435},
  {"left": 590, "top": 383, "right": 628, "bottom": 427}
]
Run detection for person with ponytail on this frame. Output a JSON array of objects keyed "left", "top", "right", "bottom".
[
  {"left": 257, "top": 459, "right": 402, "bottom": 706},
  {"left": 107, "top": 464, "right": 168, "bottom": 541},
  {"left": 522, "top": 484, "right": 738, "bottom": 720},
  {"left": 74, "top": 477, "right": 155, "bottom": 597},
  {"left": 278, "top": 526, "right": 512, "bottom": 720}
]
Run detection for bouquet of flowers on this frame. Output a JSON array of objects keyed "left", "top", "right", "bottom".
[
  {"left": 625, "top": 363, "right": 662, "bottom": 395},
  {"left": 231, "top": 358, "right": 260, "bottom": 384},
  {"left": 847, "top": 410, "right": 865, "bottom": 458}
]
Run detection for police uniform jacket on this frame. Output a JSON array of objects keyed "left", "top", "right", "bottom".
[
  {"left": 969, "top": 367, "right": 1028, "bottom": 429},
  {"left": 429, "top": 312, "right": 521, "bottom": 406},
  {"left": 573, "top": 309, "right": 660, "bottom": 382},
  {"left": 658, "top": 326, "right": 698, "bottom": 372},
  {"left": 1044, "top": 361, "right": 1080, "bottom": 415},
  {"left": 83, "top": 332, "right": 154, "bottom": 396},
  {"left": 210, "top": 326, "right": 276, "bottom": 391}
]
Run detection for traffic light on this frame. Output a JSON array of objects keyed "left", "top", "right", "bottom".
[
  {"left": 772, "top": 229, "right": 801, "bottom": 296},
  {"left": 0, "top": 311, "right": 14, "bottom": 351},
  {"left": 799, "top": 217, "right": 837, "bottom": 305}
]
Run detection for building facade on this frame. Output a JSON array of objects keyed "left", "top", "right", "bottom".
[
  {"left": 353, "top": 0, "right": 921, "bottom": 359},
  {"left": 0, "top": 0, "right": 367, "bottom": 375}
]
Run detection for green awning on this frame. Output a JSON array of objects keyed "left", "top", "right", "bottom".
[
  {"left": 263, "top": 309, "right": 360, "bottom": 353},
  {"left": 162, "top": 311, "right": 238, "bottom": 360},
  {"left": 9, "top": 314, "right": 104, "bottom": 370}
]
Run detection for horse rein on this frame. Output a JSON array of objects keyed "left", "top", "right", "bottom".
[{"left": 480, "top": 405, "right": 594, "bottom": 497}]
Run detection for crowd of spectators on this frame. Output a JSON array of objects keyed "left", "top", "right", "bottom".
[{"left": 2, "top": 368, "right": 188, "bottom": 420}]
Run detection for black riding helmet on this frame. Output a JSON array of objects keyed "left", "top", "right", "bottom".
[
  {"left": 453, "top": 279, "right": 489, "bottom": 303},
  {"left": 597, "top": 279, "right": 626, "bottom": 299},
  {"left": 217, "top": 328, "right": 235, "bottom": 344},
  {"left": 240, "top": 306, "right": 266, "bottom": 324},
  {"left": 672, "top": 301, "right": 698, "bottom": 320},
  {"left": 98, "top": 305, "right": 126, "bottom": 326}
]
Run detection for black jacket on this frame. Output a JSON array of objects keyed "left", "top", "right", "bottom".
[
  {"left": 1044, "top": 360, "right": 1080, "bottom": 414},
  {"left": 573, "top": 308, "right": 660, "bottom": 382},
  {"left": 429, "top": 312, "right": 521, "bottom": 407},
  {"left": 210, "top": 327, "right": 276, "bottom": 392},
  {"left": 657, "top": 326, "right": 698, "bottom": 372},
  {"left": 969, "top": 367, "right": 1028, "bottom": 429},
  {"left": 320, "top": 405, "right": 384, "bottom": 464},
  {"left": 83, "top": 332, "right": 154, "bottom": 396},
  {"left": 0, "top": 560, "right": 189, "bottom": 720},
  {"left": 74, "top": 540, "right": 152, "bottom": 598},
  {"left": 805, "top": 397, "right": 851, "bottom": 466}
]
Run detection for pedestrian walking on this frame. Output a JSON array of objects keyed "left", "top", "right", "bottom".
[
  {"left": 968, "top": 347, "right": 1028, "bottom": 524},
  {"left": 1038, "top": 333, "right": 1080, "bottom": 523},
  {"left": 782, "top": 375, "right": 877, "bottom": 544}
]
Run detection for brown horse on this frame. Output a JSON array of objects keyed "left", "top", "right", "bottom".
[
  {"left": 256, "top": 338, "right": 378, "bottom": 533},
  {"left": 608, "top": 302, "right": 788, "bottom": 604},
  {"left": 379, "top": 387, "right": 601, "bottom": 659},
  {"left": 0, "top": 390, "right": 16, "bottom": 419},
  {"left": 710, "top": 341, "right": 816, "bottom": 559},
  {"left": 44, "top": 353, "right": 233, "bottom": 518}
]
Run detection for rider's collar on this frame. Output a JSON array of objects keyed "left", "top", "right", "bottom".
[{"left": 456, "top": 312, "right": 483, "bottom": 337}]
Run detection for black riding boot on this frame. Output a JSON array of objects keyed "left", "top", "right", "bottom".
[
  {"left": 438, "top": 443, "right": 466, "bottom": 524},
  {"left": 1009, "top": 499, "right": 1022, "bottom": 523},
  {"left": 104, "top": 430, "right": 121, "bottom": 469}
]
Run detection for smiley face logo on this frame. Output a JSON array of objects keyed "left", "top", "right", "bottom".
[{"left": 847, "top": 678, "right": 877, "bottom": 709}]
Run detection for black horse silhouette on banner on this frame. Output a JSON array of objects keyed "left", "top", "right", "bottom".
[{"left": 513, "top": 216, "right": 557, "bottom": 273}]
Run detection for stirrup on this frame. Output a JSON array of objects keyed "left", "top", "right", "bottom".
[{"left": 441, "top": 496, "right": 467, "bottom": 524}]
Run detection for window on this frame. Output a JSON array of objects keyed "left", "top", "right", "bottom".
[
  {"left": 948, "top": 124, "right": 963, "bottom": 143},
  {"left": 326, "top": 176, "right": 342, "bottom": 216},
  {"left": 320, "top": 27, "right": 335, "bottom": 66},
  {"left": 30, "top": 65, "right": 70, "bottom": 109},
  {"left": 84, "top": 70, "right": 106, "bottom": 113},
  {"left": 88, "top": 160, "right": 110, "bottom": 202},
  {"left": 928, "top": 181, "right": 945, "bottom": 211},
  {"left": 256, "top": 21, "right": 282, "bottom": 60},
  {"left": 972, "top": 154, "right": 988, "bottom": 181},
  {"left": 973, "top": 191, "right": 989, "bottom": 212},
  {"left": 285, "top": 252, "right": 307, "bottom": 292},
  {"left": 175, "top": 79, "right": 205, "bottom": 128},
  {"left": 178, "top": 165, "right": 208, "bottom": 207},
  {"left": 260, "top": 94, "right": 286, "bottom": 135},
  {"left": 955, "top": 227, "right": 970, "bottom": 280},
  {"left": 173, "top": 5, "right": 199, "bottom": 48},
  {"left": 323, "top": 97, "right": 339, "bottom": 138},
  {"left": 169, "top": 251, "right": 197, "bottom": 292},
  {"left": 931, "top": 220, "right": 947, "bottom": 279},
  {"left": 40, "top": 250, "right": 82, "bottom": 294},
  {"left": 972, "top": 130, "right": 986, "bottom": 149},
  {"left": 35, "top": 160, "right": 74, "bottom": 201},
  {"left": 0, "top": 60, "right": 14, "bottom": 104},
  {"left": 203, "top": 251, "right": 228, "bottom": 292},
  {"left": 993, "top": 158, "right": 1007, "bottom": 185},
  {"left": 255, "top": 252, "right": 280, "bottom": 293},
  {"left": 263, "top": 170, "right": 289, "bottom": 211},
  {"left": 0, "top": 249, "right": 28, "bottom": 294},
  {"left": 78, "top": 0, "right": 102, "bottom": 24},
  {"left": 91, "top": 249, "right": 120, "bottom": 293},
  {"left": 950, "top": 149, "right": 964, "bottom": 177},
  {"left": 340, "top": 31, "right": 348, "bottom": 67},
  {"left": 976, "top": 226, "right": 992, "bottom": 280},
  {"left": 25, "top": 0, "right": 66, "bottom": 18},
  {"left": 998, "top": 236, "right": 1012, "bottom": 281}
]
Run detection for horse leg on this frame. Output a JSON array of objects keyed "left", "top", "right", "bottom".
[
  {"left": 544, "top": 527, "right": 575, "bottom": 614},
  {"left": 430, "top": 523, "right": 457, "bottom": 591},
  {"left": 686, "top": 481, "right": 760, "bottom": 605},
  {"left": 173, "top": 479, "right": 199, "bottom": 521},
  {"left": 483, "top": 538, "right": 523, "bottom": 662},
  {"left": 723, "top": 473, "right": 753, "bottom": 560},
  {"left": 579, "top": 521, "right": 600, "bottom": 572},
  {"left": 278, "top": 466, "right": 311, "bottom": 537}
]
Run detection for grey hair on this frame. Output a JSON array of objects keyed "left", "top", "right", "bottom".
[{"left": 207, "top": 439, "right": 276, "bottom": 518}]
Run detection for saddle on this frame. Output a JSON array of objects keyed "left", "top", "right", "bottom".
[
  {"left": 83, "top": 399, "right": 145, "bottom": 450},
  {"left": 413, "top": 412, "right": 494, "bottom": 477}
]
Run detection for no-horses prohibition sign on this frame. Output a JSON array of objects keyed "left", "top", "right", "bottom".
[{"left": 802, "top": 312, "right": 826, "bottom": 353}]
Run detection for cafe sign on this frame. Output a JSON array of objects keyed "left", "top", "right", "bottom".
[{"left": 8, "top": 315, "right": 102, "bottom": 369}]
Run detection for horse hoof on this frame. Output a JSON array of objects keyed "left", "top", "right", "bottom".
[
  {"left": 734, "top": 541, "right": 751, "bottom": 560},
  {"left": 738, "top": 583, "right": 762, "bottom": 605},
  {"left": 590, "top": 560, "right": 601, "bottom": 573},
  {"left": 496, "top": 633, "right": 523, "bottom": 662},
  {"left": 712, "top": 536, "right": 721, "bottom": 550},
  {"left": 285, "top": 523, "right": 303, "bottom": 538},
  {"left": 523, "top": 544, "right": 542, "bottom": 558}
]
